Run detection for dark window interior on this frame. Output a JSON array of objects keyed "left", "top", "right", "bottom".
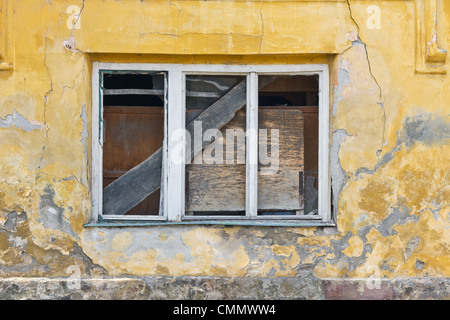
[
  {"left": 103, "top": 73, "right": 165, "bottom": 107},
  {"left": 102, "top": 72, "right": 165, "bottom": 216}
]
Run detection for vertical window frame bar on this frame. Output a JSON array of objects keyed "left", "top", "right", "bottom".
[
  {"left": 92, "top": 62, "right": 101, "bottom": 223},
  {"left": 318, "top": 67, "right": 331, "bottom": 222},
  {"left": 246, "top": 72, "right": 258, "bottom": 217},
  {"left": 166, "top": 70, "right": 185, "bottom": 222}
]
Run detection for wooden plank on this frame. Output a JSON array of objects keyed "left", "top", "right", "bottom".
[
  {"left": 186, "top": 167, "right": 304, "bottom": 212},
  {"left": 185, "top": 109, "right": 304, "bottom": 212},
  {"left": 104, "top": 89, "right": 164, "bottom": 96},
  {"left": 103, "top": 177, "right": 161, "bottom": 215},
  {"left": 306, "top": 92, "right": 318, "bottom": 106},
  {"left": 102, "top": 106, "right": 164, "bottom": 215},
  {"left": 104, "top": 88, "right": 220, "bottom": 98},
  {"left": 103, "top": 106, "right": 164, "bottom": 115},
  {"left": 102, "top": 107, "right": 164, "bottom": 173},
  {"left": 186, "top": 165, "right": 246, "bottom": 212},
  {"left": 103, "top": 80, "right": 248, "bottom": 216},
  {"left": 185, "top": 80, "right": 248, "bottom": 161}
]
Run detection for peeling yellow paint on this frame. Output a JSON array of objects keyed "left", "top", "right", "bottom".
[
  {"left": 342, "top": 236, "right": 364, "bottom": 258},
  {"left": 0, "top": 0, "right": 449, "bottom": 281}
]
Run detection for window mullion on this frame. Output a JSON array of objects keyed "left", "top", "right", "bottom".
[
  {"left": 246, "top": 72, "right": 258, "bottom": 217},
  {"left": 166, "top": 70, "right": 185, "bottom": 222},
  {"left": 318, "top": 69, "right": 331, "bottom": 222}
]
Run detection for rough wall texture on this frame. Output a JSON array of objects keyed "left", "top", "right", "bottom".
[{"left": 0, "top": 0, "right": 449, "bottom": 299}]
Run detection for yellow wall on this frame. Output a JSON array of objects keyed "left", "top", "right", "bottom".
[{"left": 0, "top": 0, "right": 448, "bottom": 279}]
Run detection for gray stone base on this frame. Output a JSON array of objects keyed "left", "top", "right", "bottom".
[{"left": 0, "top": 276, "right": 448, "bottom": 300}]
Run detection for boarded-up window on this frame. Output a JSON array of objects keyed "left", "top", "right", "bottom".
[
  {"left": 185, "top": 75, "right": 247, "bottom": 216},
  {"left": 258, "top": 75, "right": 319, "bottom": 215},
  {"left": 183, "top": 74, "right": 319, "bottom": 216},
  {"left": 95, "top": 65, "right": 327, "bottom": 222}
]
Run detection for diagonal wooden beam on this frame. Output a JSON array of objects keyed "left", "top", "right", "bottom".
[
  {"left": 102, "top": 77, "right": 277, "bottom": 216},
  {"left": 103, "top": 80, "right": 247, "bottom": 216}
]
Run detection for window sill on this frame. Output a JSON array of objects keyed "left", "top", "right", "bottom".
[{"left": 84, "top": 218, "right": 335, "bottom": 228}]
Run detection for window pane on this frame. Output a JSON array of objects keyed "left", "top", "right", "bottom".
[
  {"left": 257, "top": 75, "right": 319, "bottom": 216},
  {"left": 184, "top": 75, "right": 247, "bottom": 216},
  {"left": 102, "top": 72, "right": 165, "bottom": 216}
]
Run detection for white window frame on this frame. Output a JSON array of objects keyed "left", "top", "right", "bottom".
[{"left": 92, "top": 63, "right": 331, "bottom": 225}]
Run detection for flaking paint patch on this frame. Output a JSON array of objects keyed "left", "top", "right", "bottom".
[
  {"left": 38, "top": 185, "right": 77, "bottom": 239},
  {"left": 342, "top": 235, "right": 364, "bottom": 258},
  {"left": 332, "top": 43, "right": 386, "bottom": 173},
  {"left": 80, "top": 105, "right": 88, "bottom": 185},
  {"left": 330, "top": 129, "right": 349, "bottom": 214},
  {"left": 354, "top": 112, "right": 450, "bottom": 178},
  {"left": 0, "top": 110, "right": 42, "bottom": 132},
  {"left": 1, "top": 0, "right": 450, "bottom": 287},
  {"left": 332, "top": 59, "right": 351, "bottom": 117}
]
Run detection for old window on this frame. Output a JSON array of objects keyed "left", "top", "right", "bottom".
[{"left": 92, "top": 64, "right": 331, "bottom": 226}]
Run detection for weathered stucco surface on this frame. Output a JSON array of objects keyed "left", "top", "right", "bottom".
[{"left": 0, "top": 0, "right": 449, "bottom": 299}]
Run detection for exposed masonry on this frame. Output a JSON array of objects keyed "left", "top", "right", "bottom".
[
  {"left": 0, "top": 210, "right": 107, "bottom": 277},
  {"left": 0, "top": 276, "right": 447, "bottom": 300}
]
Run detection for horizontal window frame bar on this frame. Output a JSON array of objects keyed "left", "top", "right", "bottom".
[
  {"left": 103, "top": 88, "right": 221, "bottom": 98},
  {"left": 85, "top": 220, "right": 335, "bottom": 228},
  {"left": 182, "top": 215, "right": 322, "bottom": 220},
  {"left": 97, "top": 63, "right": 328, "bottom": 75},
  {"left": 100, "top": 215, "right": 166, "bottom": 221},
  {"left": 99, "top": 214, "right": 321, "bottom": 221}
]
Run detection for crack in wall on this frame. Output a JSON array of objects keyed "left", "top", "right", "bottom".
[
  {"left": 63, "top": 0, "right": 85, "bottom": 53},
  {"left": 346, "top": 0, "right": 386, "bottom": 154},
  {"left": 38, "top": 34, "right": 53, "bottom": 173},
  {"left": 346, "top": 0, "right": 383, "bottom": 102},
  {"left": 137, "top": 31, "right": 263, "bottom": 40},
  {"left": 137, "top": 4, "right": 265, "bottom": 54},
  {"left": 70, "top": 0, "right": 85, "bottom": 38},
  {"left": 353, "top": 112, "right": 450, "bottom": 178}
]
